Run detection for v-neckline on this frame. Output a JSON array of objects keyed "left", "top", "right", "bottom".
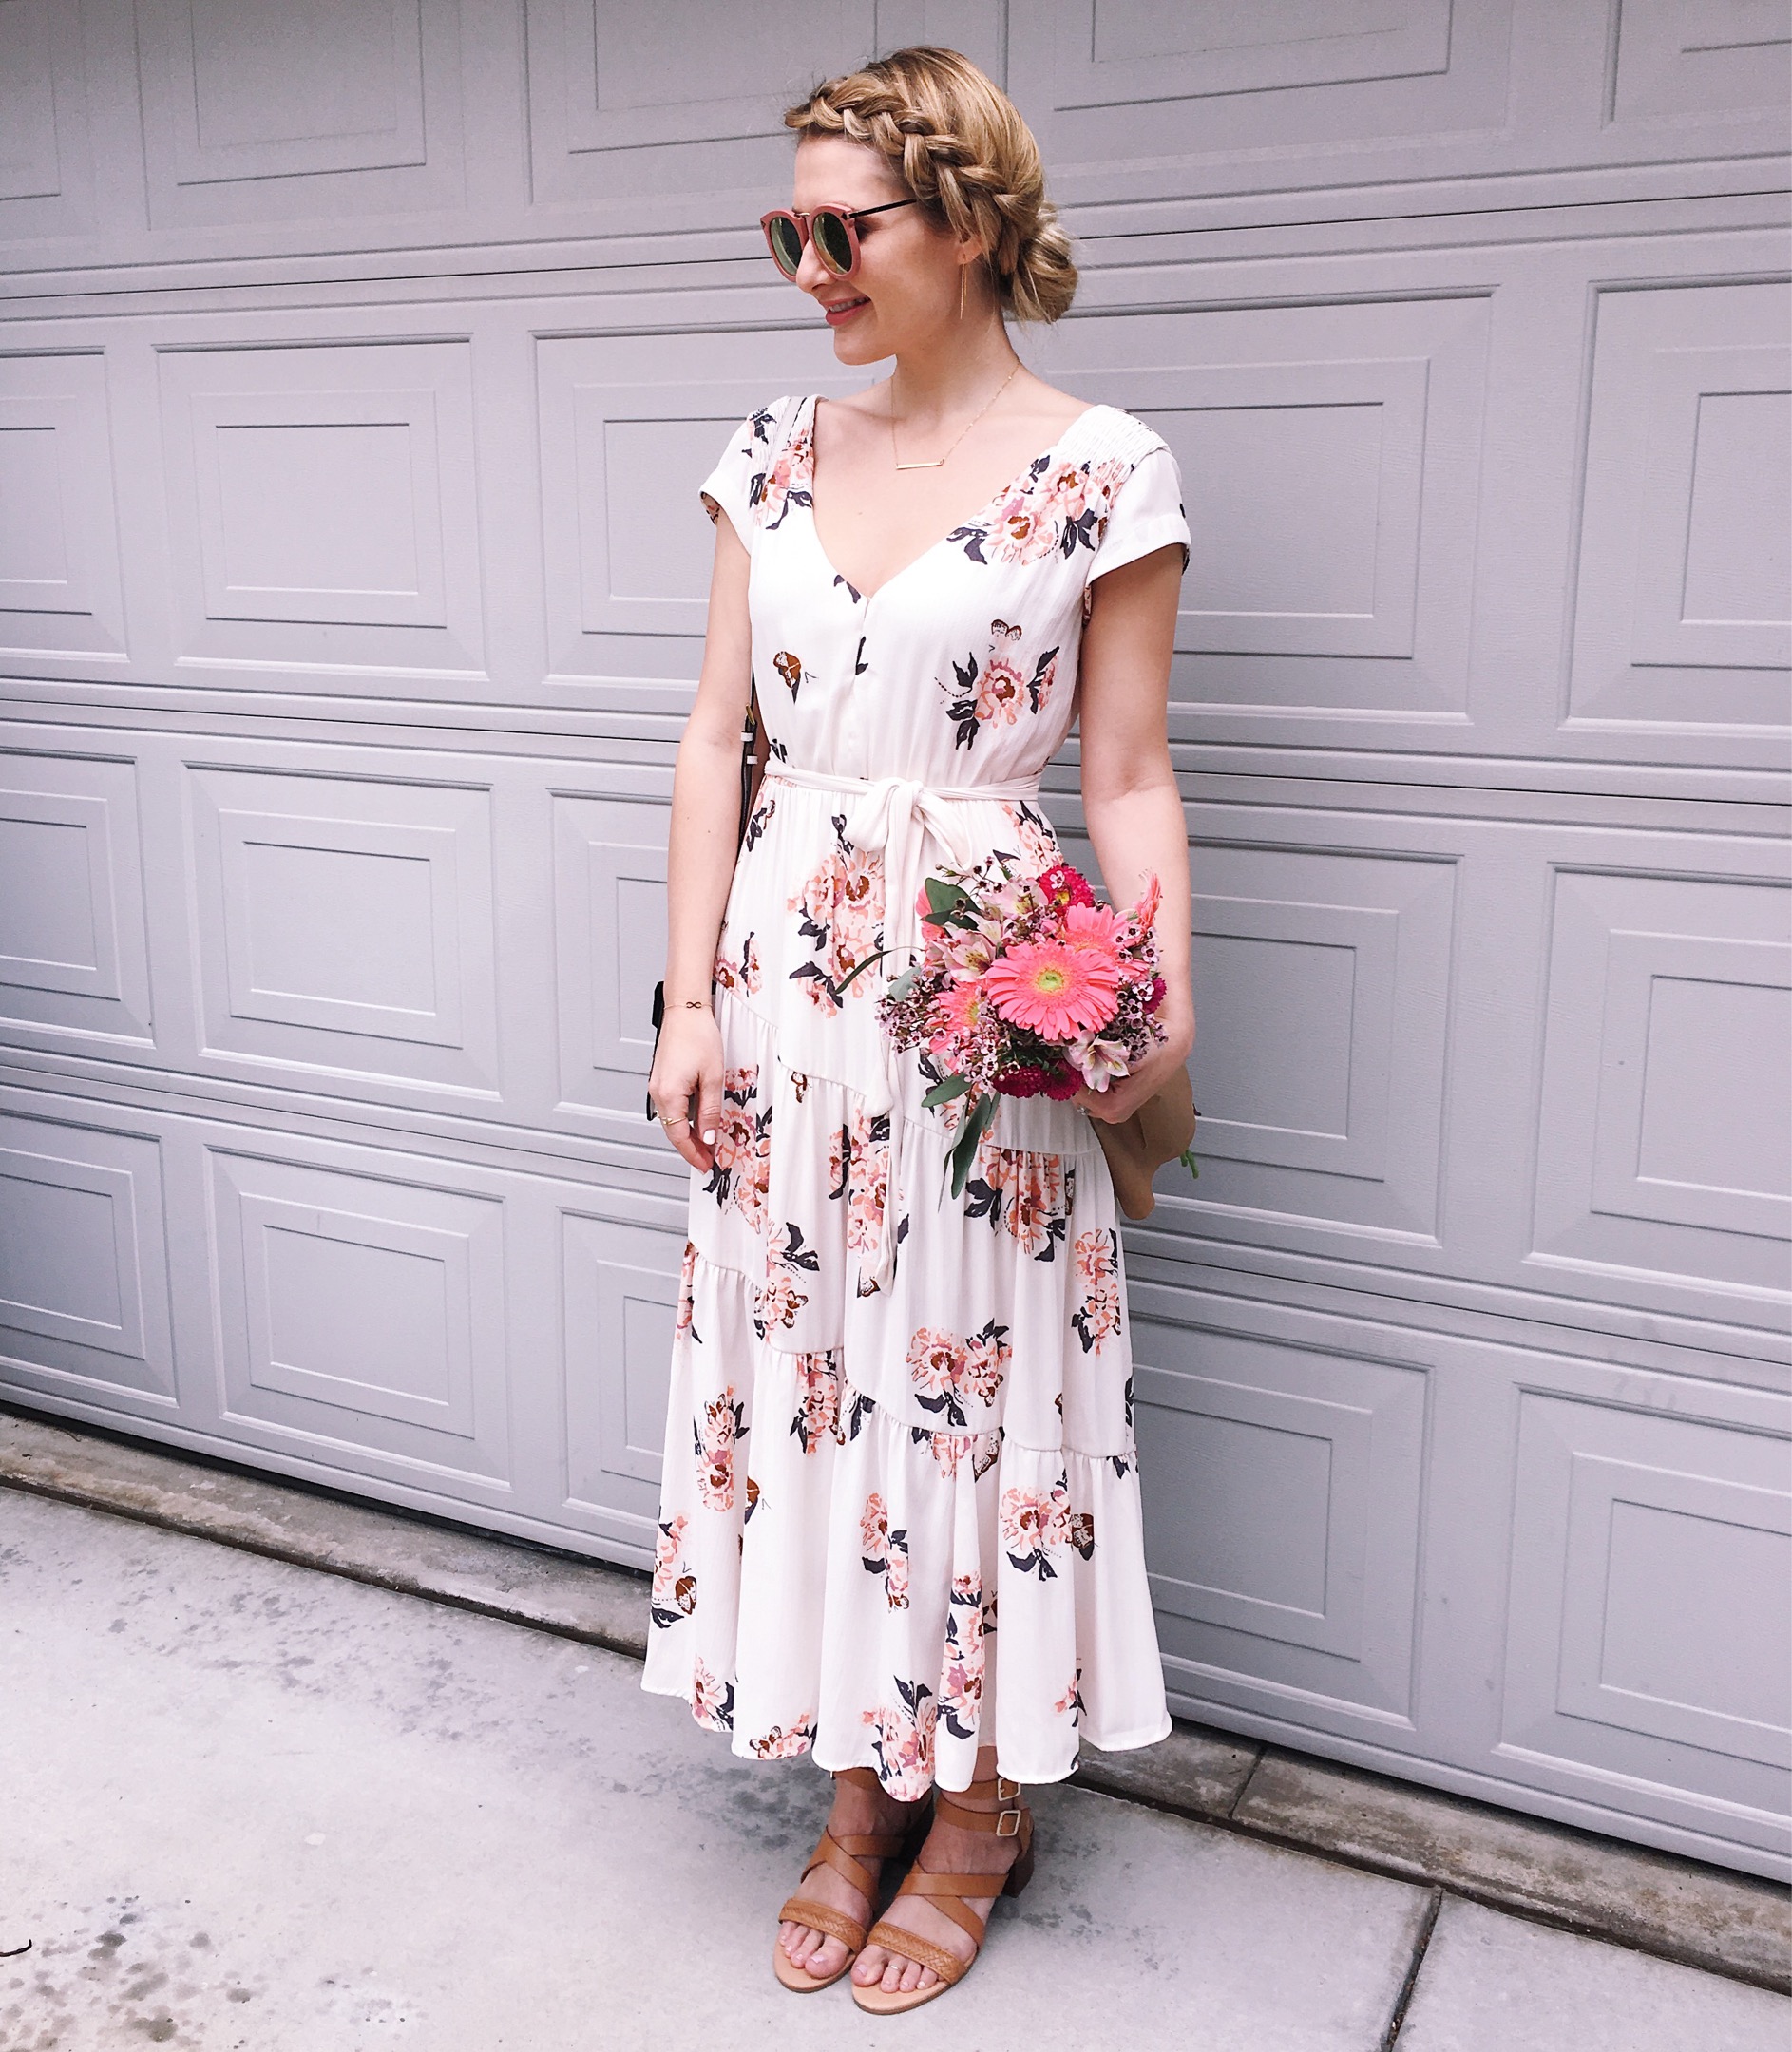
[{"left": 801, "top": 391, "right": 1107, "bottom": 606}]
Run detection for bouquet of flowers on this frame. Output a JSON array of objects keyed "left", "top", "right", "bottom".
[{"left": 845, "top": 857, "right": 1175, "bottom": 1197}]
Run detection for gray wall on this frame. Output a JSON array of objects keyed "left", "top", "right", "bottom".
[{"left": 1, "top": 2, "right": 1787, "bottom": 1880}]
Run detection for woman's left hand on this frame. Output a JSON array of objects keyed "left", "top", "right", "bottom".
[{"left": 1071, "top": 1010, "right": 1194, "bottom": 1126}]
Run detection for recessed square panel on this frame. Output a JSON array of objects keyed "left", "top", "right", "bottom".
[
  {"left": 1503, "top": 1388, "right": 1792, "bottom": 1812},
  {"left": 526, "top": 0, "right": 875, "bottom": 201},
  {"left": 1534, "top": 867, "right": 1792, "bottom": 1297},
  {"left": 0, "top": 1113, "right": 172, "bottom": 1399},
  {"left": 210, "top": 1146, "right": 507, "bottom": 1474},
  {"left": 1568, "top": 282, "right": 1790, "bottom": 740},
  {"left": 219, "top": 813, "right": 459, "bottom": 1041},
  {"left": 1133, "top": 1310, "right": 1427, "bottom": 1718},
  {"left": 0, "top": 359, "right": 128, "bottom": 661},
  {"left": 180, "top": 0, "right": 425, "bottom": 177},
  {"left": 0, "top": 425, "right": 67, "bottom": 585},
  {"left": 0, "top": 753, "right": 152, "bottom": 1045},
  {"left": 133, "top": 0, "right": 468, "bottom": 229},
  {"left": 1681, "top": 390, "right": 1792, "bottom": 630},
  {"left": 562, "top": 1212, "right": 683, "bottom": 1530},
  {"left": 1004, "top": 0, "right": 1512, "bottom": 197},
  {"left": 245, "top": 1201, "right": 469, "bottom": 1431},
  {"left": 214, "top": 419, "right": 426, "bottom": 614},
  {"left": 1047, "top": 298, "right": 1486, "bottom": 721},
  {"left": 1611, "top": 0, "right": 1792, "bottom": 122},
  {"left": 598, "top": 414, "right": 737, "bottom": 611},
  {"left": 0, "top": 0, "right": 62, "bottom": 203},
  {"left": 191, "top": 390, "right": 445, "bottom": 629},
  {"left": 552, "top": 792, "right": 673, "bottom": 1116},
  {"left": 158, "top": 342, "right": 484, "bottom": 688},
  {"left": 188, "top": 766, "right": 497, "bottom": 1095}
]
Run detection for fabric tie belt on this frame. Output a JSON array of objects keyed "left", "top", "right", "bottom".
[{"left": 763, "top": 765, "right": 1043, "bottom": 1289}]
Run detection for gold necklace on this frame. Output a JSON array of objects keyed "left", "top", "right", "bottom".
[{"left": 889, "top": 360, "right": 1022, "bottom": 471}]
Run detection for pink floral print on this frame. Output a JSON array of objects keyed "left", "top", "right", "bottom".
[
  {"left": 694, "top": 1391, "right": 747, "bottom": 1510},
  {"left": 691, "top": 1658, "right": 735, "bottom": 1732},
  {"left": 747, "top": 1718, "right": 817, "bottom": 1759},
  {"left": 1072, "top": 1227, "right": 1123, "bottom": 1352},
  {"left": 753, "top": 1219, "right": 819, "bottom": 1339},
  {"left": 940, "top": 641, "right": 1061, "bottom": 751},
  {"left": 705, "top": 1066, "right": 770, "bottom": 1232},
  {"left": 864, "top": 1678, "right": 936, "bottom": 1800},
  {"left": 1001, "top": 1475, "right": 1074, "bottom": 1581},
  {"left": 998, "top": 798, "right": 1063, "bottom": 876},
  {"left": 787, "top": 813, "right": 886, "bottom": 1014},
  {"left": 947, "top": 450, "right": 1129, "bottom": 568},
  {"left": 674, "top": 1239, "right": 698, "bottom": 1341},
  {"left": 963, "top": 1142, "right": 1075, "bottom": 1261},
  {"left": 790, "top": 1350, "right": 842, "bottom": 1454},
  {"left": 712, "top": 927, "right": 762, "bottom": 998},
  {"left": 650, "top": 1513, "right": 695, "bottom": 1631},
  {"left": 844, "top": 1107, "right": 890, "bottom": 1262},
  {"left": 918, "top": 1425, "right": 1002, "bottom": 1481},
  {"left": 938, "top": 1571, "right": 985, "bottom": 1741},
  {"left": 752, "top": 415, "right": 813, "bottom": 532},
  {"left": 906, "top": 1319, "right": 1012, "bottom": 1429},
  {"left": 858, "top": 1492, "right": 910, "bottom": 1609}
]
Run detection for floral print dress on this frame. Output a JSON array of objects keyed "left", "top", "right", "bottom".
[{"left": 642, "top": 391, "right": 1191, "bottom": 1795}]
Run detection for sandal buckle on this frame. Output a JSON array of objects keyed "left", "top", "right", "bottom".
[
  {"left": 996, "top": 1776, "right": 1020, "bottom": 1800},
  {"left": 996, "top": 1806, "right": 1021, "bottom": 1837}
]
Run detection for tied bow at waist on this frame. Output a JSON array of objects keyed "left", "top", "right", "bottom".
[{"left": 762, "top": 765, "right": 1042, "bottom": 1289}]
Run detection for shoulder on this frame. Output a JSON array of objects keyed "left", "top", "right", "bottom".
[{"left": 1077, "top": 404, "right": 1174, "bottom": 475}]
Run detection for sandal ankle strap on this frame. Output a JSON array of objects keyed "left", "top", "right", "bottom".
[{"left": 935, "top": 1776, "right": 1026, "bottom": 1837}]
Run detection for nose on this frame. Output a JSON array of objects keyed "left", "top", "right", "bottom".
[{"left": 795, "top": 234, "right": 836, "bottom": 295}]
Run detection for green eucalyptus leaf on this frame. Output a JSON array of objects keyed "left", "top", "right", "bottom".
[
  {"left": 947, "top": 1092, "right": 999, "bottom": 1197},
  {"left": 921, "top": 1072, "right": 973, "bottom": 1111}
]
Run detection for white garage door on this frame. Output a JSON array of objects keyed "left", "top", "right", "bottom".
[{"left": 1, "top": 3, "right": 1787, "bottom": 1880}]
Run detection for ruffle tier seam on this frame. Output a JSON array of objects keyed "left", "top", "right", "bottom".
[{"left": 681, "top": 1244, "right": 1136, "bottom": 1466}]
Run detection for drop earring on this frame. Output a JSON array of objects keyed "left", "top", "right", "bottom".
[{"left": 959, "top": 262, "right": 967, "bottom": 321}]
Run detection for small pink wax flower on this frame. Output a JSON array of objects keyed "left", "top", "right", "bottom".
[
  {"left": 933, "top": 980, "right": 991, "bottom": 1037},
  {"left": 983, "top": 940, "right": 1121, "bottom": 1039}
]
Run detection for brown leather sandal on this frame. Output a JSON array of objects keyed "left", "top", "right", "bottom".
[
  {"left": 850, "top": 1773, "right": 1035, "bottom": 2014},
  {"left": 773, "top": 1767, "right": 933, "bottom": 1993}
]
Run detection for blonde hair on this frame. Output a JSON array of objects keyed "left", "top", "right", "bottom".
[{"left": 784, "top": 47, "right": 1077, "bottom": 325}]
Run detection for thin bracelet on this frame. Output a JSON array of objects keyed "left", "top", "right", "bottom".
[{"left": 665, "top": 996, "right": 713, "bottom": 1010}]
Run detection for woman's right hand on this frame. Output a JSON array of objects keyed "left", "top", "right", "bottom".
[{"left": 649, "top": 1006, "right": 725, "bottom": 1172}]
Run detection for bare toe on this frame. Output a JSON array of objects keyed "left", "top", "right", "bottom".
[{"left": 807, "top": 1935, "right": 847, "bottom": 1979}]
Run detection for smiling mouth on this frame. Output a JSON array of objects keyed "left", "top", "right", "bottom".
[{"left": 822, "top": 295, "right": 869, "bottom": 319}]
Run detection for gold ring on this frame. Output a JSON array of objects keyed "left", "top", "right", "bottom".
[{"left": 663, "top": 1112, "right": 688, "bottom": 1128}]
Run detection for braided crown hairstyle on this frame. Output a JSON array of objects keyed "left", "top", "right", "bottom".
[{"left": 784, "top": 47, "right": 1077, "bottom": 325}]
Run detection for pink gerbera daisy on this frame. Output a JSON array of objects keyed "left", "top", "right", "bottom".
[{"left": 982, "top": 940, "right": 1121, "bottom": 1038}]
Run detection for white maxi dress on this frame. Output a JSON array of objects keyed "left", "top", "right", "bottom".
[{"left": 641, "top": 391, "right": 1191, "bottom": 1796}]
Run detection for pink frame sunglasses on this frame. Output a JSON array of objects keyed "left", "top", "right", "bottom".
[{"left": 759, "top": 198, "right": 917, "bottom": 278}]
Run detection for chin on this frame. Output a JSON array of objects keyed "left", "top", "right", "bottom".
[{"left": 831, "top": 320, "right": 888, "bottom": 366}]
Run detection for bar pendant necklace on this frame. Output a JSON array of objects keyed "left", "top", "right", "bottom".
[{"left": 890, "top": 360, "right": 1021, "bottom": 470}]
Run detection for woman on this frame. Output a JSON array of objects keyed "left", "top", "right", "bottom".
[{"left": 642, "top": 47, "right": 1192, "bottom": 2016}]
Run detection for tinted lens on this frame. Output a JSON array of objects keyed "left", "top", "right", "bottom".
[
  {"left": 811, "top": 210, "right": 855, "bottom": 275},
  {"left": 766, "top": 216, "right": 804, "bottom": 276}
]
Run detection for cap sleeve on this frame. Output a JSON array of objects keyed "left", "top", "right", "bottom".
[
  {"left": 1091, "top": 440, "right": 1191, "bottom": 582},
  {"left": 694, "top": 408, "right": 763, "bottom": 549}
]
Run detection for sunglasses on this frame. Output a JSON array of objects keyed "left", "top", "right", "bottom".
[{"left": 759, "top": 198, "right": 917, "bottom": 279}]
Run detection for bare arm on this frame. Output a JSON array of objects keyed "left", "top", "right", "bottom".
[
  {"left": 649, "top": 510, "right": 753, "bottom": 1171},
  {"left": 1072, "top": 542, "right": 1194, "bottom": 1124}
]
